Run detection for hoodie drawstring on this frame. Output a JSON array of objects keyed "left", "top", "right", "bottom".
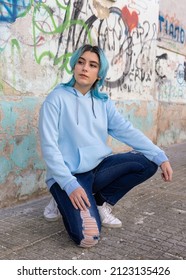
[
  {"left": 91, "top": 93, "right": 97, "bottom": 120},
  {"left": 76, "top": 94, "right": 79, "bottom": 125}
]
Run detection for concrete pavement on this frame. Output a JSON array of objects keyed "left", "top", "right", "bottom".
[{"left": 0, "top": 142, "right": 186, "bottom": 260}]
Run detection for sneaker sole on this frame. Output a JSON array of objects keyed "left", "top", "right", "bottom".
[
  {"left": 102, "top": 223, "right": 122, "bottom": 228},
  {"left": 44, "top": 215, "right": 61, "bottom": 222}
]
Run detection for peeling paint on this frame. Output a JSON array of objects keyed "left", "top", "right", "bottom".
[
  {"left": 15, "top": 173, "right": 38, "bottom": 196},
  {"left": 10, "top": 134, "right": 36, "bottom": 168},
  {"left": 92, "top": 0, "right": 110, "bottom": 19},
  {"left": 0, "top": 156, "right": 12, "bottom": 183},
  {"left": 116, "top": 100, "right": 158, "bottom": 136}
]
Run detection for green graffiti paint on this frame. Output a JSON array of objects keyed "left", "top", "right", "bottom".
[
  {"left": 11, "top": 39, "right": 21, "bottom": 88},
  {"left": 32, "top": 1, "right": 92, "bottom": 71},
  {"left": 18, "top": 0, "right": 34, "bottom": 19},
  {"left": 11, "top": 39, "right": 21, "bottom": 52}
]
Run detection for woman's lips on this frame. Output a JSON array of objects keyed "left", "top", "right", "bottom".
[{"left": 79, "top": 74, "right": 88, "bottom": 78}]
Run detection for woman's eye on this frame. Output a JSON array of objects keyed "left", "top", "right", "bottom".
[{"left": 90, "top": 64, "right": 97, "bottom": 68}]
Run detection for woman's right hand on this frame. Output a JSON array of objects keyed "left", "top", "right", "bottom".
[{"left": 69, "top": 187, "right": 91, "bottom": 210}]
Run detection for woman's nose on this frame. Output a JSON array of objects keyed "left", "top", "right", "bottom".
[{"left": 82, "top": 63, "right": 88, "bottom": 71}]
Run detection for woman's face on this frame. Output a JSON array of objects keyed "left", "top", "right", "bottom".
[{"left": 73, "top": 51, "right": 100, "bottom": 94}]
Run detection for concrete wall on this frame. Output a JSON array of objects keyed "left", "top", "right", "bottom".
[{"left": 0, "top": 0, "right": 185, "bottom": 207}]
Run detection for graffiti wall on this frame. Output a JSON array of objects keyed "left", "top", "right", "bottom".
[
  {"left": 158, "top": 0, "right": 186, "bottom": 55},
  {"left": 156, "top": 49, "right": 186, "bottom": 103},
  {"left": 0, "top": 0, "right": 185, "bottom": 207},
  {"left": 155, "top": 48, "right": 186, "bottom": 145},
  {"left": 156, "top": 0, "right": 186, "bottom": 145},
  {"left": 0, "top": 0, "right": 159, "bottom": 98}
]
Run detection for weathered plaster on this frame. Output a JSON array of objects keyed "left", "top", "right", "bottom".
[
  {"left": 0, "top": 97, "right": 46, "bottom": 207},
  {"left": 157, "top": 102, "right": 186, "bottom": 146},
  {"left": 109, "top": 100, "right": 159, "bottom": 152}
]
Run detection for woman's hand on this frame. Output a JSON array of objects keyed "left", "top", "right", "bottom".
[
  {"left": 160, "top": 161, "right": 173, "bottom": 182},
  {"left": 69, "top": 187, "right": 91, "bottom": 210}
]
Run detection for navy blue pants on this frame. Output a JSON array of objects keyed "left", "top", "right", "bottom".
[{"left": 50, "top": 152, "right": 158, "bottom": 247}]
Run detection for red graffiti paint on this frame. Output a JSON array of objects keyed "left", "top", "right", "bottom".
[{"left": 121, "top": 6, "right": 138, "bottom": 33}]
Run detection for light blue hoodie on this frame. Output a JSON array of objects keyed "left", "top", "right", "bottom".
[{"left": 39, "top": 84, "right": 168, "bottom": 196}]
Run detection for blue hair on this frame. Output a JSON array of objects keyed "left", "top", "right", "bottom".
[{"left": 64, "top": 45, "right": 109, "bottom": 101}]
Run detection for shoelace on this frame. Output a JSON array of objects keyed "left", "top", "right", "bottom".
[{"left": 102, "top": 205, "right": 117, "bottom": 222}]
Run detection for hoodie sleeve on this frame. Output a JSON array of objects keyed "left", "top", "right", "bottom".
[
  {"left": 106, "top": 99, "right": 168, "bottom": 166},
  {"left": 39, "top": 99, "right": 80, "bottom": 196}
]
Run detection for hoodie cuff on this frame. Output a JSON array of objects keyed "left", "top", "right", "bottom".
[
  {"left": 63, "top": 179, "right": 80, "bottom": 196},
  {"left": 153, "top": 152, "right": 169, "bottom": 166}
]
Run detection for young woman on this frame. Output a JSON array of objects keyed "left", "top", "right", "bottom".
[{"left": 39, "top": 45, "right": 173, "bottom": 248}]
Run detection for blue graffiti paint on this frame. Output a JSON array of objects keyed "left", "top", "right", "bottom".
[
  {"left": 0, "top": 0, "right": 29, "bottom": 22},
  {"left": 0, "top": 0, "right": 42, "bottom": 23},
  {"left": 159, "top": 14, "right": 185, "bottom": 44}
]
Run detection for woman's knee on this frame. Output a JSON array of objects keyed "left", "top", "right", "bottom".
[{"left": 74, "top": 209, "right": 101, "bottom": 248}]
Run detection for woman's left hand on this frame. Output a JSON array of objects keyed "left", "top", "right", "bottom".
[{"left": 160, "top": 161, "right": 173, "bottom": 182}]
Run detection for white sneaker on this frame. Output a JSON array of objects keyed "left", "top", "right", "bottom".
[
  {"left": 43, "top": 197, "right": 61, "bottom": 222},
  {"left": 97, "top": 202, "right": 122, "bottom": 228}
]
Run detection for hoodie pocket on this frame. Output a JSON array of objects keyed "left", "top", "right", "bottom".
[{"left": 75, "top": 144, "right": 112, "bottom": 173}]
